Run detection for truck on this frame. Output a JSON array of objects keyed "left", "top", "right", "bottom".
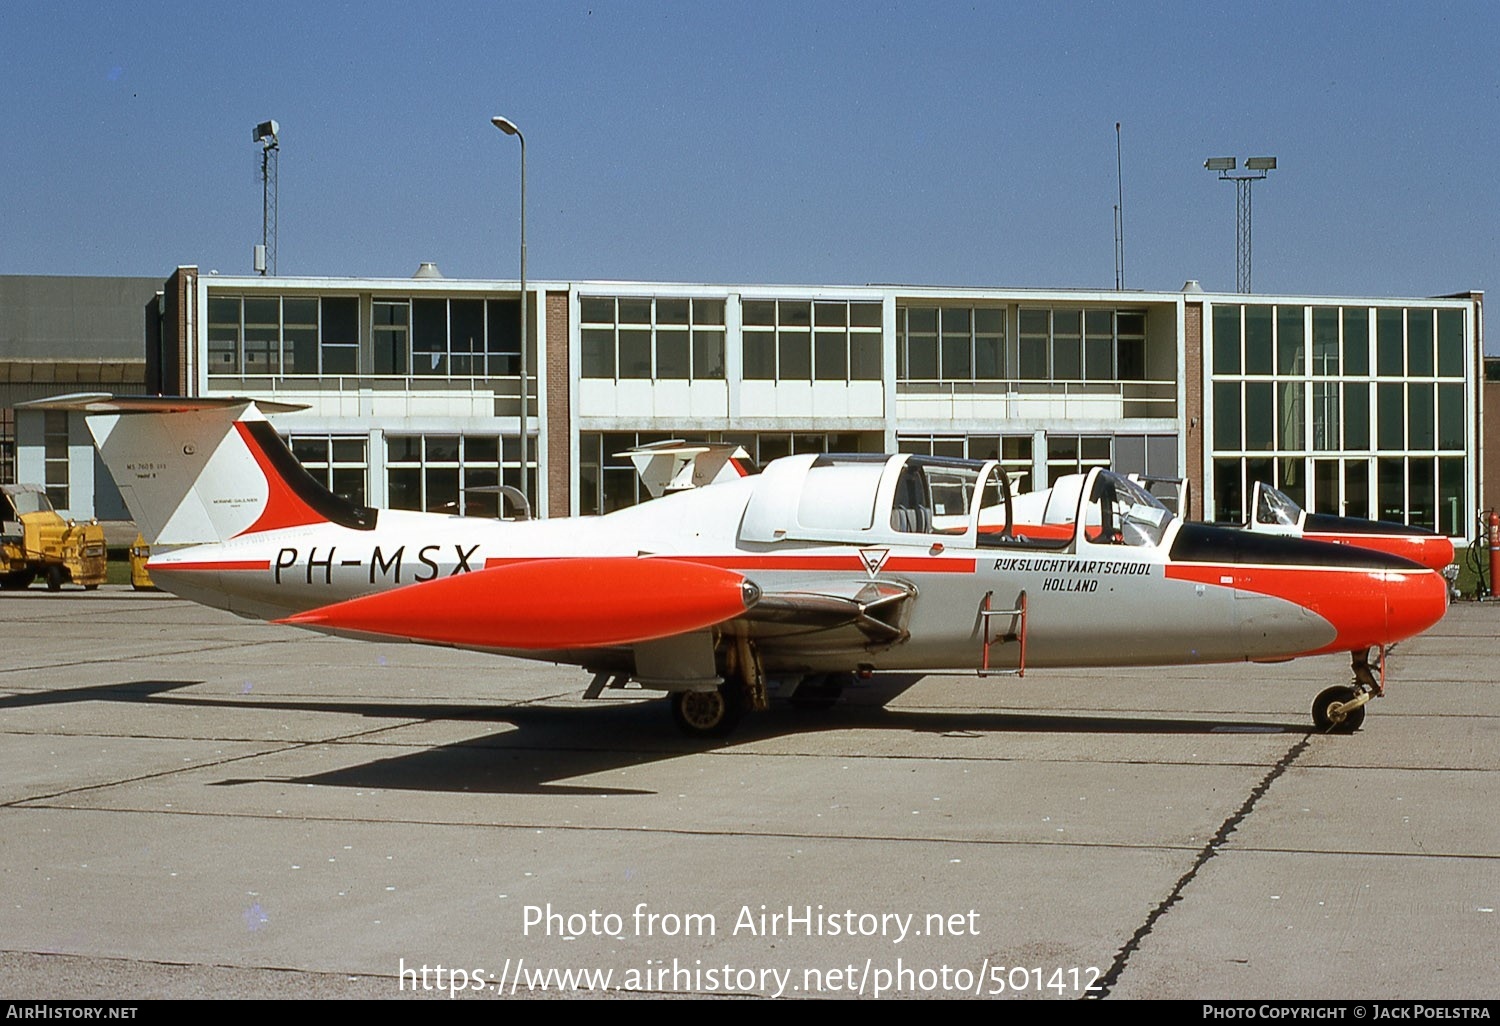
[{"left": 0, "top": 484, "right": 108, "bottom": 590}]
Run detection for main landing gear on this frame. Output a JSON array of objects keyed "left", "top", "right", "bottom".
[
  {"left": 671, "top": 685, "right": 746, "bottom": 739},
  {"left": 669, "top": 635, "right": 767, "bottom": 739},
  {"left": 1311, "top": 647, "right": 1383, "bottom": 733}
]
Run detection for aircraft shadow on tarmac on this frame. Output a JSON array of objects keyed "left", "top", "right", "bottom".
[{"left": 2, "top": 678, "right": 1301, "bottom": 796}]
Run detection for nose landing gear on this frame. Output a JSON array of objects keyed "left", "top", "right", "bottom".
[
  {"left": 1312, "top": 647, "right": 1384, "bottom": 733},
  {"left": 1312, "top": 684, "right": 1370, "bottom": 733}
]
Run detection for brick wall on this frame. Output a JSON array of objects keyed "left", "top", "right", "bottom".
[
  {"left": 545, "top": 290, "right": 570, "bottom": 517},
  {"left": 1484, "top": 379, "right": 1499, "bottom": 517},
  {"left": 1183, "top": 301, "right": 1204, "bottom": 520}
]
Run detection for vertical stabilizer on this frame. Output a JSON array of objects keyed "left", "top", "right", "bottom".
[
  {"left": 88, "top": 402, "right": 279, "bottom": 546},
  {"left": 22, "top": 395, "right": 370, "bottom": 547}
]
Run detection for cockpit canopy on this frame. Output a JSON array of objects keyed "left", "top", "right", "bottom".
[
  {"left": 738, "top": 453, "right": 1174, "bottom": 551},
  {"left": 1253, "top": 481, "right": 1305, "bottom": 529}
]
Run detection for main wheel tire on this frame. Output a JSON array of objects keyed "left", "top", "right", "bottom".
[
  {"left": 45, "top": 565, "right": 65, "bottom": 592},
  {"left": 671, "top": 685, "right": 746, "bottom": 739},
  {"left": 1312, "top": 685, "right": 1366, "bottom": 734},
  {"left": 0, "top": 571, "right": 35, "bottom": 590}
]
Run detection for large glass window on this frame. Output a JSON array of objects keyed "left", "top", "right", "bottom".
[
  {"left": 370, "top": 297, "right": 522, "bottom": 379},
  {"left": 386, "top": 433, "right": 530, "bottom": 516},
  {"left": 1407, "top": 309, "right": 1434, "bottom": 378},
  {"left": 373, "top": 300, "right": 409, "bottom": 375},
  {"left": 43, "top": 410, "right": 69, "bottom": 511},
  {"left": 578, "top": 430, "right": 873, "bottom": 515},
  {"left": 1276, "top": 307, "right": 1304, "bottom": 376},
  {"left": 1209, "top": 301, "right": 1469, "bottom": 532},
  {"left": 243, "top": 297, "right": 280, "bottom": 375},
  {"left": 287, "top": 435, "right": 368, "bottom": 506},
  {"left": 1213, "top": 382, "right": 1241, "bottom": 451},
  {"left": 1051, "top": 310, "right": 1082, "bottom": 381},
  {"left": 743, "top": 299, "right": 879, "bottom": 383},
  {"left": 581, "top": 296, "right": 727, "bottom": 381},
  {"left": 898, "top": 305, "right": 1002, "bottom": 382},
  {"left": 1012, "top": 307, "right": 1147, "bottom": 382},
  {"left": 1212, "top": 305, "right": 1241, "bottom": 375},
  {"left": 1045, "top": 434, "right": 1111, "bottom": 486},
  {"left": 1244, "top": 305, "right": 1273, "bottom": 375},
  {"left": 1343, "top": 383, "right": 1369, "bottom": 450},
  {"left": 1343, "top": 308, "right": 1370, "bottom": 375},
  {"left": 1277, "top": 381, "right": 1304, "bottom": 451},
  {"left": 1437, "top": 309, "right": 1464, "bottom": 377},
  {"left": 1245, "top": 382, "right": 1274, "bottom": 450},
  {"left": 412, "top": 298, "right": 448, "bottom": 375},
  {"left": 1311, "top": 308, "right": 1339, "bottom": 376},
  {"left": 208, "top": 297, "right": 242, "bottom": 374},
  {"left": 206, "top": 295, "right": 371, "bottom": 377},
  {"left": 320, "top": 297, "right": 359, "bottom": 374},
  {"left": 1312, "top": 382, "right": 1338, "bottom": 449},
  {"left": 0, "top": 408, "right": 14, "bottom": 486},
  {"left": 1376, "top": 308, "right": 1404, "bottom": 376},
  {"left": 899, "top": 434, "right": 1033, "bottom": 493}
]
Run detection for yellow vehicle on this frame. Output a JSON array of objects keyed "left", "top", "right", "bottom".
[
  {"left": 0, "top": 484, "right": 108, "bottom": 591},
  {"left": 129, "top": 534, "right": 155, "bottom": 590}
]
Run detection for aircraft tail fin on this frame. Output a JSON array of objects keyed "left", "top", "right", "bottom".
[
  {"left": 23, "top": 394, "right": 373, "bottom": 547},
  {"left": 616, "top": 440, "right": 756, "bottom": 498}
]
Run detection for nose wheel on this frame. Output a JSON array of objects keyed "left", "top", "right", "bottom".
[
  {"left": 1312, "top": 684, "right": 1370, "bottom": 733},
  {"left": 1311, "top": 646, "right": 1385, "bottom": 733}
]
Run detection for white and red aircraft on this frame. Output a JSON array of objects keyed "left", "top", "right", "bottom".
[
  {"left": 45, "top": 395, "right": 1447, "bottom": 737},
  {"left": 1243, "top": 480, "right": 1456, "bottom": 574},
  {"left": 996, "top": 474, "right": 1456, "bottom": 576}
]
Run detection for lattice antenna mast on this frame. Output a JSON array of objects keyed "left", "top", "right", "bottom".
[
  {"left": 254, "top": 120, "right": 279, "bottom": 275},
  {"left": 1114, "top": 122, "right": 1125, "bottom": 290},
  {"left": 1204, "top": 156, "right": 1277, "bottom": 293}
]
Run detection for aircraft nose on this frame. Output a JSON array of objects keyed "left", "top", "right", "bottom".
[
  {"left": 1424, "top": 535, "right": 1456, "bottom": 571},
  {"left": 1383, "top": 568, "right": 1448, "bottom": 644},
  {"left": 1317, "top": 567, "right": 1446, "bottom": 653}
]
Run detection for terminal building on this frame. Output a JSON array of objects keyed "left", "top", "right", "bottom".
[
  {"left": 1, "top": 275, "right": 157, "bottom": 529},
  {"left": 5, "top": 267, "right": 1490, "bottom": 542}
]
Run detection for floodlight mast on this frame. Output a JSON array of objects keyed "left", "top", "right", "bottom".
[
  {"left": 254, "top": 120, "right": 279, "bottom": 276},
  {"left": 491, "top": 115, "right": 529, "bottom": 511},
  {"left": 1204, "top": 156, "right": 1276, "bottom": 293}
]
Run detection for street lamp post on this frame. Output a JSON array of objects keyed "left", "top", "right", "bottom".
[
  {"left": 491, "top": 115, "right": 528, "bottom": 512},
  {"left": 1204, "top": 156, "right": 1277, "bottom": 294}
]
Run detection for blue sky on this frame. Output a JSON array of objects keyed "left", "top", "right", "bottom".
[{"left": 2, "top": 2, "right": 1495, "bottom": 347}]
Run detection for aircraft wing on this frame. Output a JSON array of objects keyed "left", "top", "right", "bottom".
[{"left": 739, "top": 577, "right": 916, "bottom": 645}]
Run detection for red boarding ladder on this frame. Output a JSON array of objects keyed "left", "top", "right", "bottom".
[{"left": 979, "top": 589, "right": 1027, "bottom": 677}]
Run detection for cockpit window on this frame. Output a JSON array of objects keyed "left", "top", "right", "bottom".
[
  {"left": 889, "top": 463, "right": 933, "bottom": 533},
  {"left": 1083, "top": 471, "right": 1173, "bottom": 548},
  {"left": 890, "top": 459, "right": 985, "bottom": 535},
  {"left": 797, "top": 461, "right": 883, "bottom": 531},
  {"left": 1255, "top": 483, "right": 1302, "bottom": 527}
]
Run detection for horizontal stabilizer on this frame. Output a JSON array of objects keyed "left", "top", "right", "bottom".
[
  {"left": 613, "top": 440, "right": 754, "bottom": 497},
  {"left": 77, "top": 398, "right": 367, "bottom": 546},
  {"left": 20, "top": 393, "right": 309, "bottom": 414},
  {"left": 280, "top": 557, "right": 761, "bottom": 649}
]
